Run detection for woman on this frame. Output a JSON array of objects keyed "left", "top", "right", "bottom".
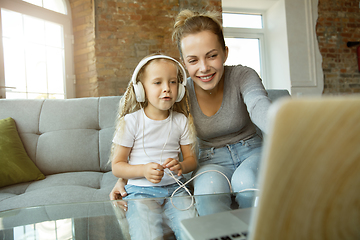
[{"left": 111, "top": 9, "right": 271, "bottom": 216}]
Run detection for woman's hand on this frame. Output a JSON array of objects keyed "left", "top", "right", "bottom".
[
  {"left": 163, "top": 158, "right": 183, "bottom": 176},
  {"left": 143, "top": 162, "right": 164, "bottom": 183},
  {"left": 110, "top": 178, "right": 128, "bottom": 211},
  {"left": 110, "top": 178, "right": 128, "bottom": 200}
]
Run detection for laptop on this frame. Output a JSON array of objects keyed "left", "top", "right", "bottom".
[
  {"left": 181, "top": 96, "right": 360, "bottom": 240},
  {"left": 181, "top": 207, "right": 252, "bottom": 240}
]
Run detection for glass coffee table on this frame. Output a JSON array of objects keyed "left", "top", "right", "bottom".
[{"left": 0, "top": 192, "right": 255, "bottom": 240}]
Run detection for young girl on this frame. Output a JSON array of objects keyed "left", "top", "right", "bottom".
[{"left": 110, "top": 54, "right": 197, "bottom": 240}]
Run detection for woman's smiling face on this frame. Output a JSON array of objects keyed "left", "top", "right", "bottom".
[{"left": 181, "top": 30, "right": 228, "bottom": 92}]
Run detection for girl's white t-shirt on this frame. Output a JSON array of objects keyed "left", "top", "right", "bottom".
[{"left": 112, "top": 109, "right": 192, "bottom": 186}]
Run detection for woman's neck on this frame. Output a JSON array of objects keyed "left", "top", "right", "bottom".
[
  {"left": 193, "top": 77, "right": 225, "bottom": 117},
  {"left": 194, "top": 77, "right": 224, "bottom": 97}
]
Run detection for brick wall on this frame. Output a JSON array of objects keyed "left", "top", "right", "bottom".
[
  {"left": 316, "top": 0, "right": 360, "bottom": 94},
  {"left": 69, "top": 0, "right": 98, "bottom": 97},
  {"left": 69, "top": 0, "right": 360, "bottom": 97},
  {"left": 69, "top": 0, "right": 221, "bottom": 97}
]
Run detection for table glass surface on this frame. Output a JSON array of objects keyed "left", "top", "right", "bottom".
[{"left": 0, "top": 191, "right": 255, "bottom": 240}]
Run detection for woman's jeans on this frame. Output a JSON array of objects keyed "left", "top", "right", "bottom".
[
  {"left": 193, "top": 134, "right": 263, "bottom": 216},
  {"left": 124, "top": 181, "right": 197, "bottom": 240}
]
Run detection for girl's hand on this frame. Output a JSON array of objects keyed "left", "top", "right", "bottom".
[
  {"left": 163, "top": 158, "right": 183, "bottom": 176},
  {"left": 143, "top": 162, "right": 164, "bottom": 183}
]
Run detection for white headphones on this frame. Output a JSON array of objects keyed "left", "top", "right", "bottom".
[{"left": 131, "top": 55, "right": 187, "bottom": 103}]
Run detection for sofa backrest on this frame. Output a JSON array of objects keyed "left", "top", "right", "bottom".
[
  {"left": 0, "top": 96, "right": 121, "bottom": 175},
  {"left": 0, "top": 90, "right": 290, "bottom": 176}
]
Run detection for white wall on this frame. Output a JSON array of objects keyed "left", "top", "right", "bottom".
[
  {"left": 285, "top": 0, "right": 324, "bottom": 96},
  {"left": 264, "top": 0, "right": 291, "bottom": 91}
]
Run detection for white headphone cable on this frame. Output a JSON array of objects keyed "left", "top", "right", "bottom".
[{"left": 169, "top": 170, "right": 259, "bottom": 211}]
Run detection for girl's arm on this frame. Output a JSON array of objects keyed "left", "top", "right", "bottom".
[
  {"left": 163, "top": 144, "right": 197, "bottom": 176},
  {"left": 112, "top": 144, "right": 164, "bottom": 184}
]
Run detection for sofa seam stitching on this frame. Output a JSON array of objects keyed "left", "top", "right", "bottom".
[
  {"left": 34, "top": 99, "right": 45, "bottom": 170},
  {"left": 98, "top": 97, "right": 101, "bottom": 172}
]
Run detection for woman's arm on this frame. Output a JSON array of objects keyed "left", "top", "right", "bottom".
[
  {"left": 239, "top": 66, "right": 272, "bottom": 134},
  {"left": 111, "top": 144, "right": 165, "bottom": 183}
]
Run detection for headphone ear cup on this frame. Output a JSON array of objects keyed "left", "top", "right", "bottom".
[
  {"left": 176, "top": 83, "right": 185, "bottom": 102},
  {"left": 133, "top": 82, "right": 145, "bottom": 102}
]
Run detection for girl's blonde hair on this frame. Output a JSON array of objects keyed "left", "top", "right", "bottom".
[
  {"left": 109, "top": 54, "right": 197, "bottom": 162},
  {"left": 172, "top": 9, "right": 226, "bottom": 60}
]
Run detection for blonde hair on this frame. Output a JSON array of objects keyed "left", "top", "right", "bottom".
[
  {"left": 109, "top": 54, "right": 197, "bottom": 162},
  {"left": 172, "top": 9, "right": 226, "bottom": 60}
]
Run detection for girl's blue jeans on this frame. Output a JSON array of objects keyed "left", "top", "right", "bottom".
[
  {"left": 193, "top": 134, "right": 263, "bottom": 216},
  {"left": 123, "top": 181, "right": 197, "bottom": 240}
]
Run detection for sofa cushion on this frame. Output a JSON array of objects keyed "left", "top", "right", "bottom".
[
  {"left": 99, "top": 96, "right": 121, "bottom": 171},
  {"left": 37, "top": 98, "right": 101, "bottom": 174},
  {"left": 0, "top": 171, "right": 118, "bottom": 212},
  {"left": 0, "top": 117, "right": 45, "bottom": 188},
  {"left": 39, "top": 98, "right": 99, "bottom": 132},
  {"left": 36, "top": 129, "right": 100, "bottom": 175}
]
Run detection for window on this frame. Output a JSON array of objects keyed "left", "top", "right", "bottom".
[
  {"left": 222, "top": 12, "right": 267, "bottom": 87},
  {"left": 223, "top": 12, "right": 262, "bottom": 29},
  {"left": 222, "top": 0, "right": 324, "bottom": 96},
  {"left": 0, "top": 0, "right": 74, "bottom": 99},
  {"left": 22, "top": 0, "right": 67, "bottom": 14}
]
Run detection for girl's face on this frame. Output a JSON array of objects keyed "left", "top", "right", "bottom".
[
  {"left": 142, "top": 60, "right": 178, "bottom": 118},
  {"left": 180, "top": 30, "right": 228, "bottom": 92}
]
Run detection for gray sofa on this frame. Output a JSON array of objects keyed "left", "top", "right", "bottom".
[
  {"left": 0, "top": 96, "right": 121, "bottom": 212},
  {"left": 0, "top": 90, "right": 290, "bottom": 213}
]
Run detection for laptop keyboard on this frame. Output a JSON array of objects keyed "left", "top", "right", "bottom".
[{"left": 208, "top": 231, "right": 248, "bottom": 240}]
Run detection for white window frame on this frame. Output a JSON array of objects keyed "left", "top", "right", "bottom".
[
  {"left": 223, "top": 12, "right": 268, "bottom": 88},
  {"left": 0, "top": 0, "right": 74, "bottom": 99}
]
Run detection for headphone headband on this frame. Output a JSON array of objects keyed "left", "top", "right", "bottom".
[{"left": 131, "top": 55, "right": 187, "bottom": 87}]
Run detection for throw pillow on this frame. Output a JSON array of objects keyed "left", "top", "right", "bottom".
[{"left": 0, "top": 117, "right": 45, "bottom": 188}]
